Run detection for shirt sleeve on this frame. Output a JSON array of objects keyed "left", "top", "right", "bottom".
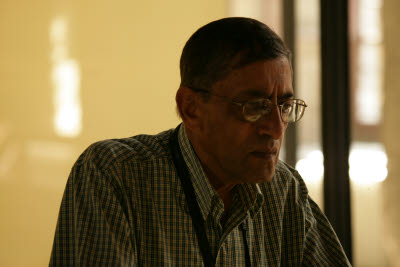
[
  {"left": 302, "top": 196, "right": 352, "bottom": 266},
  {"left": 49, "top": 157, "right": 136, "bottom": 266}
]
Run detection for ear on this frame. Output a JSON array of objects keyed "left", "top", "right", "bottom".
[{"left": 176, "top": 86, "right": 203, "bottom": 131}]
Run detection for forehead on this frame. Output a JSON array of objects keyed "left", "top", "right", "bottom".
[{"left": 214, "top": 58, "right": 293, "bottom": 98}]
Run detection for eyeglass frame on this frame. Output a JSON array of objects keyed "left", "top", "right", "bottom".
[{"left": 188, "top": 87, "right": 308, "bottom": 123}]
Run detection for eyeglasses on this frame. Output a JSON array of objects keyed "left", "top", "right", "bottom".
[{"left": 190, "top": 87, "right": 307, "bottom": 123}]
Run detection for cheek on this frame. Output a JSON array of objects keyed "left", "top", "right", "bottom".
[
  {"left": 204, "top": 105, "right": 253, "bottom": 152},
  {"left": 225, "top": 124, "right": 255, "bottom": 153},
  {"left": 209, "top": 123, "right": 246, "bottom": 155}
]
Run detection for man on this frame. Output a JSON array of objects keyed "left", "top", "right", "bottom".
[{"left": 50, "top": 17, "right": 351, "bottom": 266}]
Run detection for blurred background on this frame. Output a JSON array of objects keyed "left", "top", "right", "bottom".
[{"left": 1, "top": 0, "right": 399, "bottom": 266}]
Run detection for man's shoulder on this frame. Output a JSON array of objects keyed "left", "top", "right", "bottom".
[
  {"left": 75, "top": 128, "right": 174, "bottom": 169},
  {"left": 272, "top": 160, "right": 304, "bottom": 185},
  {"left": 275, "top": 160, "right": 298, "bottom": 179}
]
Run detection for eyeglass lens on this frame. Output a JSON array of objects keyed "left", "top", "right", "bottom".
[{"left": 243, "top": 99, "right": 306, "bottom": 123}]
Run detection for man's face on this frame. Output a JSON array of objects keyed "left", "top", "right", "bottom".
[{"left": 195, "top": 57, "right": 293, "bottom": 184}]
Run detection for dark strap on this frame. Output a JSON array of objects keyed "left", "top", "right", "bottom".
[
  {"left": 240, "top": 222, "right": 251, "bottom": 267},
  {"left": 169, "top": 126, "right": 215, "bottom": 267},
  {"left": 169, "top": 125, "right": 251, "bottom": 267}
]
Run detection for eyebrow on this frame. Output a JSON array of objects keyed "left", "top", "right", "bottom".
[
  {"left": 235, "top": 89, "right": 269, "bottom": 99},
  {"left": 236, "top": 89, "right": 294, "bottom": 100},
  {"left": 278, "top": 92, "right": 294, "bottom": 100}
]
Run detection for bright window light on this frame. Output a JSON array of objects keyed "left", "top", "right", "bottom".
[
  {"left": 50, "top": 16, "right": 82, "bottom": 138},
  {"left": 296, "top": 143, "right": 387, "bottom": 186},
  {"left": 349, "top": 144, "right": 388, "bottom": 185},
  {"left": 296, "top": 150, "right": 324, "bottom": 184},
  {"left": 355, "top": 0, "right": 383, "bottom": 125}
]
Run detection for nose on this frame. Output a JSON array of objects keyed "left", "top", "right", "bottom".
[{"left": 256, "top": 105, "right": 286, "bottom": 139}]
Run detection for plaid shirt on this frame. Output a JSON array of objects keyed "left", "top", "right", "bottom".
[{"left": 50, "top": 124, "right": 351, "bottom": 266}]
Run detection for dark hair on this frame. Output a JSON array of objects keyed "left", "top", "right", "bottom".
[{"left": 180, "top": 17, "right": 291, "bottom": 90}]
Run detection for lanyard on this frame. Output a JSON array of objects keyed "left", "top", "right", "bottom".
[{"left": 169, "top": 126, "right": 251, "bottom": 267}]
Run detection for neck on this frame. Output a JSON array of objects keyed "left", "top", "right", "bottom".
[
  {"left": 202, "top": 164, "right": 237, "bottom": 223},
  {"left": 211, "top": 179, "right": 235, "bottom": 225},
  {"left": 185, "top": 127, "right": 237, "bottom": 210},
  {"left": 203, "top": 164, "right": 236, "bottom": 199}
]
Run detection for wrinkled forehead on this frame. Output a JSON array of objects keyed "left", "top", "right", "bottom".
[
  {"left": 228, "top": 57, "right": 292, "bottom": 83},
  {"left": 213, "top": 57, "right": 293, "bottom": 98},
  {"left": 213, "top": 54, "right": 292, "bottom": 87}
]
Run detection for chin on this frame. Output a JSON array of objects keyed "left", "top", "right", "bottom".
[
  {"left": 263, "top": 174, "right": 276, "bottom": 183},
  {"left": 259, "top": 174, "right": 275, "bottom": 183},
  {"left": 261, "top": 165, "right": 277, "bottom": 182},
  {"left": 246, "top": 163, "right": 276, "bottom": 183},
  {"left": 247, "top": 170, "right": 275, "bottom": 184}
]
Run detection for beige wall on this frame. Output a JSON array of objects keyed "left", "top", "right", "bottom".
[
  {"left": 383, "top": 0, "right": 400, "bottom": 265},
  {"left": 0, "top": 1, "right": 226, "bottom": 266},
  {"left": 2, "top": 1, "right": 400, "bottom": 266}
]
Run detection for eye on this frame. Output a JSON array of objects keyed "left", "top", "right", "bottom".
[
  {"left": 281, "top": 101, "right": 294, "bottom": 113},
  {"left": 245, "top": 99, "right": 271, "bottom": 113}
]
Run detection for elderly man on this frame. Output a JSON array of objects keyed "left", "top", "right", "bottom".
[{"left": 50, "top": 17, "right": 351, "bottom": 266}]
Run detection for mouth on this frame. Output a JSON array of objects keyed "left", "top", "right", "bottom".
[{"left": 250, "top": 149, "right": 278, "bottom": 160}]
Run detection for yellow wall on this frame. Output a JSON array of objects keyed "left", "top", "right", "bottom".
[
  {"left": 383, "top": 0, "right": 400, "bottom": 265},
  {"left": 0, "top": 1, "right": 226, "bottom": 266}
]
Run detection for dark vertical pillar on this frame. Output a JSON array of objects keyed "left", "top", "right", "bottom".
[
  {"left": 283, "top": 0, "right": 297, "bottom": 167},
  {"left": 320, "top": 0, "right": 353, "bottom": 263}
]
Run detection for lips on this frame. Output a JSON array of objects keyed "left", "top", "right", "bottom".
[{"left": 251, "top": 149, "right": 278, "bottom": 159}]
